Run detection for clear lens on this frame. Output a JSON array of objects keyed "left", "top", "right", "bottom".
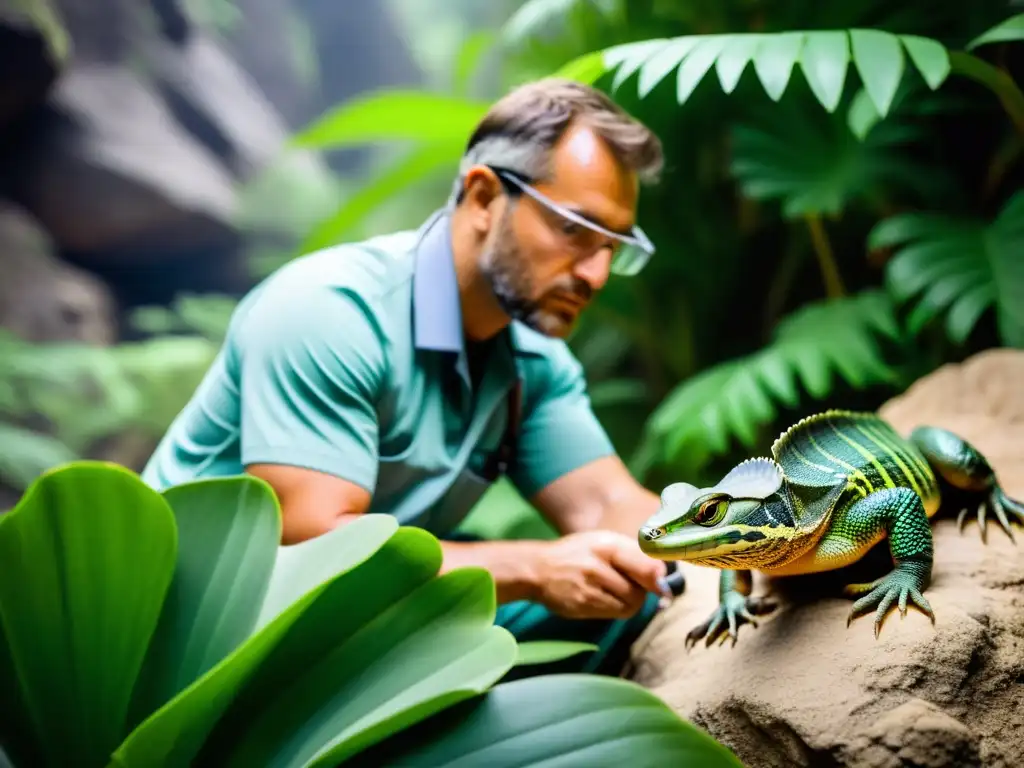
[{"left": 610, "top": 244, "right": 650, "bottom": 276}]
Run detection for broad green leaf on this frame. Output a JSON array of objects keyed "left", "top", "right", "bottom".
[
  {"left": 752, "top": 32, "right": 805, "bottom": 101},
  {"left": 515, "top": 640, "right": 599, "bottom": 666},
  {"left": 0, "top": 463, "right": 177, "bottom": 768},
  {"left": 211, "top": 568, "right": 517, "bottom": 768},
  {"left": 111, "top": 515, "right": 404, "bottom": 768},
  {"left": 342, "top": 674, "right": 745, "bottom": 767},
  {"left": 874, "top": 191, "right": 1024, "bottom": 346},
  {"left": 643, "top": 292, "right": 902, "bottom": 471},
  {"left": 676, "top": 36, "right": 730, "bottom": 103},
  {"left": 899, "top": 34, "right": 950, "bottom": 89},
  {"left": 291, "top": 91, "right": 489, "bottom": 149},
  {"left": 965, "top": 13, "right": 1024, "bottom": 51},
  {"left": 712, "top": 34, "right": 758, "bottom": 94},
  {"left": 847, "top": 87, "right": 881, "bottom": 140},
  {"left": 850, "top": 29, "right": 905, "bottom": 116},
  {"left": 454, "top": 30, "right": 496, "bottom": 94},
  {"left": 800, "top": 31, "right": 850, "bottom": 112},
  {"left": 638, "top": 37, "right": 698, "bottom": 98},
  {"left": 555, "top": 49, "right": 606, "bottom": 84},
  {"left": 127, "top": 476, "right": 282, "bottom": 728},
  {"left": 300, "top": 143, "right": 461, "bottom": 253}
]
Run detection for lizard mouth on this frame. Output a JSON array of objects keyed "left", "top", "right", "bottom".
[{"left": 638, "top": 524, "right": 771, "bottom": 562}]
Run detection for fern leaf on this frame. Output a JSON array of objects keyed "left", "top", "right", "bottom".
[
  {"left": 870, "top": 191, "right": 1024, "bottom": 346},
  {"left": 562, "top": 28, "right": 962, "bottom": 118},
  {"left": 730, "top": 84, "right": 951, "bottom": 217},
  {"left": 639, "top": 291, "right": 902, "bottom": 473}
]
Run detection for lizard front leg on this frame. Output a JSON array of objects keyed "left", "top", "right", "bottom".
[
  {"left": 911, "top": 425, "right": 1024, "bottom": 543},
  {"left": 685, "top": 569, "right": 776, "bottom": 649},
  {"left": 835, "top": 486, "right": 935, "bottom": 638}
]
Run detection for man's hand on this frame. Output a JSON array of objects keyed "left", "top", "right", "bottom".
[{"left": 533, "top": 530, "right": 667, "bottom": 620}]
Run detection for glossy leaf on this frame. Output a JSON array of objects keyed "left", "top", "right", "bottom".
[
  {"left": 850, "top": 29, "right": 905, "bottom": 115},
  {"left": 900, "top": 34, "right": 950, "bottom": 89},
  {"left": 515, "top": 640, "right": 599, "bottom": 666},
  {"left": 965, "top": 13, "right": 1024, "bottom": 50},
  {"left": 300, "top": 143, "right": 462, "bottom": 253},
  {"left": 638, "top": 37, "right": 698, "bottom": 98},
  {"left": 111, "top": 515, "right": 405, "bottom": 768},
  {"left": 752, "top": 32, "right": 804, "bottom": 101},
  {"left": 342, "top": 674, "right": 745, "bottom": 767},
  {"left": 127, "top": 477, "right": 282, "bottom": 727},
  {"left": 0, "top": 463, "right": 177, "bottom": 768},
  {"left": 291, "top": 91, "right": 488, "bottom": 149},
  {"left": 676, "top": 36, "right": 730, "bottom": 102},
  {"left": 596, "top": 28, "right": 957, "bottom": 116},
  {"left": 715, "top": 35, "right": 762, "bottom": 93},
  {"left": 800, "top": 31, "right": 850, "bottom": 112},
  {"left": 641, "top": 291, "right": 902, "bottom": 471},
  {"left": 872, "top": 191, "right": 1024, "bottom": 347},
  {"left": 212, "top": 568, "right": 517, "bottom": 768}
]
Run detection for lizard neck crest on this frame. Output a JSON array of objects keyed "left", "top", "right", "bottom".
[{"left": 714, "top": 457, "right": 785, "bottom": 499}]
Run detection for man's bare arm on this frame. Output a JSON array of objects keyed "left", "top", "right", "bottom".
[
  {"left": 528, "top": 454, "right": 661, "bottom": 538},
  {"left": 245, "top": 463, "right": 547, "bottom": 603}
]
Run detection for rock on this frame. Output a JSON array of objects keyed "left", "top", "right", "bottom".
[
  {"left": 627, "top": 349, "right": 1024, "bottom": 768},
  {"left": 10, "top": 62, "right": 238, "bottom": 263},
  {"left": 0, "top": 201, "right": 116, "bottom": 344},
  {"left": 146, "top": 29, "right": 292, "bottom": 180},
  {"left": 0, "top": 6, "right": 64, "bottom": 133}
]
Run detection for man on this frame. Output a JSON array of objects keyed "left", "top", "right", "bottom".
[{"left": 142, "top": 77, "right": 677, "bottom": 676}]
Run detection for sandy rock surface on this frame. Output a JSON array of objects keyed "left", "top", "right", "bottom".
[{"left": 628, "top": 349, "right": 1024, "bottom": 768}]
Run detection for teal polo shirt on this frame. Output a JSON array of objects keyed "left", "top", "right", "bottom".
[{"left": 141, "top": 210, "right": 616, "bottom": 536}]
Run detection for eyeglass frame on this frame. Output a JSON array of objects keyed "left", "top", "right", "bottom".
[{"left": 476, "top": 165, "right": 656, "bottom": 277}]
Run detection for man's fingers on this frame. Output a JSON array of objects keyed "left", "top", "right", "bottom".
[
  {"left": 608, "top": 540, "right": 668, "bottom": 594},
  {"left": 590, "top": 559, "right": 645, "bottom": 608}
]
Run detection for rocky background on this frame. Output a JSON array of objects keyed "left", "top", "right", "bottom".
[{"left": 628, "top": 349, "right": 1024, "bottom": 768}]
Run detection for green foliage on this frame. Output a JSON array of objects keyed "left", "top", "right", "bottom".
[
  {"left": 872, "top": 191, "right": 1024, "bottom": 346},
  {"left": 636, "top": 291, "right": 905, "bottom": 475},
  {"left": 0, "top": 462, "right": 740, "bottom": 767}
]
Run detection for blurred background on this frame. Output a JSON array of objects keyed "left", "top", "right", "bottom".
[{"left": 2, "top": 0, "right": 1022, "bottom": 538}]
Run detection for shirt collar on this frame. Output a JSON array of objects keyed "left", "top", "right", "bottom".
[{"left": 412, "top": 209, "right": 463, "bottom": 354}]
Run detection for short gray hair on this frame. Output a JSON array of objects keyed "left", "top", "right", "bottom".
[{"left": 450, "top": 78, "right": 663, "bottom": 204}]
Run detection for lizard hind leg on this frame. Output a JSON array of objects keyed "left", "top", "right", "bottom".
[
  {"left": 910, "top": 425, "right": 1024, "bottom": 543},
  {"left": 684, "top": 569, "right": 777, "bottom": 650}
]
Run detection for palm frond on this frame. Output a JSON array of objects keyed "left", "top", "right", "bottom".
[
  {"left": 634, "top": 290, "right": 904, "bottom": 475},
  {"left": 870, "top": 191, "right": 1024, "bottom": 346},
  {"left": 556, "top": 16, "right": 1024, "bottom": 120},
  {"left": 730, "top": 84, "right": 952, "bottom": 217}
]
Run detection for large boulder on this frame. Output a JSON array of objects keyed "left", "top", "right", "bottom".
[
  {"left": 628, "top": 349, "right": 1024, "bottom": 768},
  {"left": 0, "top": 201, "right": 115, "bottom": 344}
]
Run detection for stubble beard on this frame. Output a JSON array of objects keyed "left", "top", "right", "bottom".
[{"left": 479, "top": 209, "right": 576, "bottom": 338}]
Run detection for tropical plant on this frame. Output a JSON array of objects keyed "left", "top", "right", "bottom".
[{"left": 0, "top": 461, "right": 742, "bottom": 767}]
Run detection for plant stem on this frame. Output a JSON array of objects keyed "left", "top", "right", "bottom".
[
  {"left": 804, "top": 213, "right": 846, "bottom": 298},
  {"left": 949, "top": 51, "right": 1024, "bottom": 135}
]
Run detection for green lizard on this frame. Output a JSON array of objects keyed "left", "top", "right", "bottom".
[{"left": 638, "top": 409, "right": 1024, "bottom": 647}]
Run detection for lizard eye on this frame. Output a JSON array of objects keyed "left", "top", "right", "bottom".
[{"left": 693, "top": 498, "right": 729, "bottom": 527}]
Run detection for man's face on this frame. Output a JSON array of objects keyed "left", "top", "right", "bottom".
[{"left": 478, "top": 124, "right": 639, "bottom": 338}]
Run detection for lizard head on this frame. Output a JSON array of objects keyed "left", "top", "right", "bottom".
[{"left": 638, "top": 457, "right": 799, "bottom": 568}]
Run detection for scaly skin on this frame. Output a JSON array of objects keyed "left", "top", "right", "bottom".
[{"left": 639, "top": 410, "right": 1024, "bottom": 647}]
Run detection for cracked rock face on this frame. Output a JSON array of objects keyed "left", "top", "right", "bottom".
[{"left": 628, "top": 349, "right": 1024, "bottom": 768}]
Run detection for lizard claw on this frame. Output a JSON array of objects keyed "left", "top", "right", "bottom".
[
  {"left": 957, "top": 487, "right": 1024, "bottom": 544},
  {"left": 844, "top": 569, "right": 934, "bottom": 638},
  {"left": 684, "top": 592, "right": 776, "bottom": 650}
]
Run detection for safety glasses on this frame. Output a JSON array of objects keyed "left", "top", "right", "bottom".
[{"left": 492, "top": 168, "right": 656, "bottom": 277}]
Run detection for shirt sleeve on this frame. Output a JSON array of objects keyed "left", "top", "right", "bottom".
[
  {"left": 507, "top": 342, "right": 616, "bottom": 498},
  {"left": 230, "top": 275, "right": 386, "bottom": 493}
]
